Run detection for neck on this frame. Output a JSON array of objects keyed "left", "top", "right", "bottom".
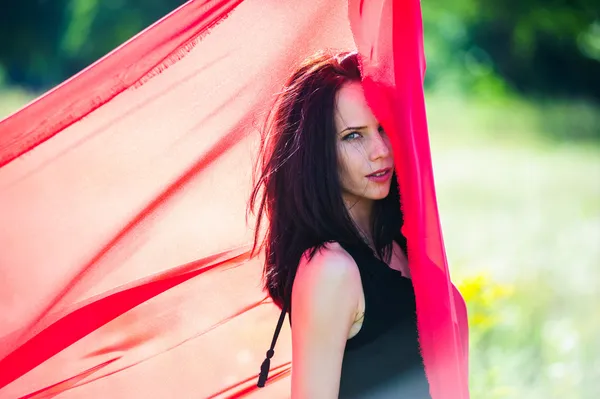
[{"left": 343, "top": 195, "right": 374, "bottom": 245}]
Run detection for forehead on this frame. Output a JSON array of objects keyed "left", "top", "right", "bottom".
[{"left": 334, "top": 81, "right": 377, "bottom": 131}]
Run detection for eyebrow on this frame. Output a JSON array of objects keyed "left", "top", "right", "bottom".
[{"left": 339, "top": 125, "right": 367, "bottom": 134}]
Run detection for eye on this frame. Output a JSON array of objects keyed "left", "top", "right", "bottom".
[
  {"left": 378, "top": 125, "right": 386, "bottom": 134},
  {"left": 343, "top": 131, "right": 361, "bottom": 141}
]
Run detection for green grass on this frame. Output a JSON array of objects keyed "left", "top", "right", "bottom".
[
  {"left": 427, "top": 94, "right": 600, "bottom": 399},
  {"left": 2, "top": 87, "right": 599, "bottom": 398}
]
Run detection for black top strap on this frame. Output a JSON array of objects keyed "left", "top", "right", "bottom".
[{"left": 257, "top": 301, "right": 289, "bottom": 388}]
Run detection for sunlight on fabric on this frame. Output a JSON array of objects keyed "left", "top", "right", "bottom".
[{"left": 0, "top": 0, "right": 468, "bottom": 398}]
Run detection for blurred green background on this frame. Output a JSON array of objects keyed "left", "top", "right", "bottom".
[{"left": 0, "top": 1, "right": 598, "bottom": 398}]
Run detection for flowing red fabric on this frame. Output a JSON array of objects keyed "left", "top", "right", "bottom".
[{"left": 0, "top": 0, "right": 469, "bottom": 398}]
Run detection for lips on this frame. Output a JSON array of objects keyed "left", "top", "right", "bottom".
[{"left": 366, "top": 167, "right": 391, "bottom": 177}]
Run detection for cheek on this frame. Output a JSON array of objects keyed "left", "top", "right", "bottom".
[
  {"left": 385, "top": 137, "right": 394, "bottom": 156},
  {"left": 336, "top": 154, "right": 349, "bottom": 183},
  {"left": 337, "top": 143, "right": 368, "bottom": 181},
  {"left": 337, "top": 149, "right": 354, "bottom": 186},
  {"left": 339, "top": 153, "right": 363, "bottom": 187}
]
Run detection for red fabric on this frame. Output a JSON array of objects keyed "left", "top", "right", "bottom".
[{"left": 0, "top": 0, "right": 469, "bottom": 398}]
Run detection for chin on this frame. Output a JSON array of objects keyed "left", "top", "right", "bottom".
[
  {"left": 367, "top": 186, "right": 391, "bottom": 200},
  {"left": 346, "top": 182, "right": 392, "bottom": 202},
  {"left": 370, "top": 193, "right": 390, "bottom": 201}
]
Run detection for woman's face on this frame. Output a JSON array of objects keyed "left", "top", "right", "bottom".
[{"left": 334, "top": 81, "right": 394, "bottom": 206}]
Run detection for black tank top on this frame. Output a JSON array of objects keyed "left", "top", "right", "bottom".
[
  {"left": 337, "top": 241, "right": 431, "bottom": 398},
  {"left": 256, "top": 240, "right": 431, "bottom": 398}
]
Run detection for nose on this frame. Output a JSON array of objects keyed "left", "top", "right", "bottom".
[{"left": 369, "top": 129, "right": 391, "bottom": 161}]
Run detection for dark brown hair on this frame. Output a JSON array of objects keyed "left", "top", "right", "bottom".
[{"left": 247, "top": 49, "right": 405, "bottom": 309}]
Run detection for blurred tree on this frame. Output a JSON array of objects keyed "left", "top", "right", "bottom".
[
  {"left": 0, "top": 0, "right": 70, "bottom": 87},
  {"left": 422, "top": 0, "right": 600, "bottom": 101},
  {"left": 0, "top": 0, "right": 186, "bottom": 90},
  {"left": 471, "top": 0, "right": 599, "bottom": 100},
  {"left": 0, "top": 0, "right": 598, "bottom": 102}
]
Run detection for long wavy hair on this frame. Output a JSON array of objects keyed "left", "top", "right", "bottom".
[{"left": 247, "top": 49, "right": 406, "bottom": 309}]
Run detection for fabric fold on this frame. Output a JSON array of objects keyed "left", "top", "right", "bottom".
[{"left": 0, "top": 0, "right": 468, "bottom": 397}]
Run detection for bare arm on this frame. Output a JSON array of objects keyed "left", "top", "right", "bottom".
[{"left": 290, "top": 243, "right": 361, "bottom": 399}]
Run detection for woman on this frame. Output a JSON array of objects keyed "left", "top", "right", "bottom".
[{"left": 247, "top": 49, "right": 431, "bottom": 398}]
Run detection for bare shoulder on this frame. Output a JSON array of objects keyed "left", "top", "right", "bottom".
[
  {"left": 291, "top": 241, "right": 360, "bottom": 332},
  {"left": 292, "top": 242, "right": 361, "bottom": 319},
  {"left": 289, "top": 242, "right": 361, "bottom": 397},
  {"left": 294, "top": 242, "right": 360, "bottom": 292}
]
